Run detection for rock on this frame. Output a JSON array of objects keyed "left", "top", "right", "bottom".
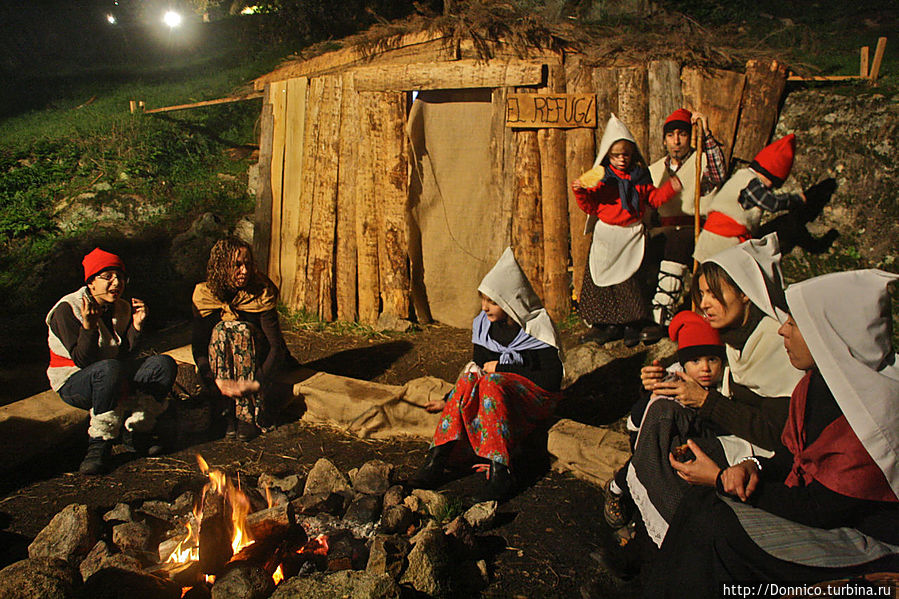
[
  {"left": 171, "top": 491, "right": 196, "bottom": 515},
  {"left": 353, "top": 460, "right": 394, "bottom": 495},
  {"left": 270, "top": 570, "right": 400, "bottom": 599},
  {"left": 0, "top": 557, "right": 81, "bottom": 599},
  {"left": 211, "top": 564, "right": 274, "bottom": 599},
  {"left": 399, "top": 529, "right": 453, "bottom": 598},
  {"left": 258, "top": 473, "right": 302, "bottom": 498},
  {"left": 561, "top": 343, "right": 616, "bottom": 386},
  {"left": 411, "top": 489, "right": 449, "bottom": 518},
  {"left": 462, "top": 500, "right": 498, "bottom": 530},
  {"left": 79, "top": 540, "right": 113, "bottom": 582},
  {"left": 374, "top": 312, "right": 412, "bottom": 333},
  {"left": 28, "top": 504, "right": 99, "bottom": 564},
  {"left": 348, "top": 467, "right": 359, "bottom": 484},
  {"left": 103, "top": 503, "right": 132, "bottom": 523},
  {"left": 291, "top": 492, "right": 345, "bottom": 517},
  {"left": 83, "top": 567, "right": 180, "bottom": 599},
  {"left": 112, "top": 521, "right": 153, "bottom": 554},
  {"left": 54, "top": 193, "right": 165, "bottom": 235},
  {"left": 137, "top": 500, "right": 174, "bottom": 524},
  {"left": 379, "top": 505, "right": 415, "bottom": 534},
  {"left": 409, "top": 519, "right": 439, "bottom": 545},
  {"left": 403, "top": 494, "right": 422, "bottom": 514},
  {"left": 444, "top": 516, "right": 476, "bottom": 551},
  {"left": 169, "top": 212, "right": 228, "bottom": 281},
  {"left": 382, "top": 485, "right": 404, "bottom": 508},
  {"left": 365, "top": 534, "right": 410, "bottom": 580},
  {"left": 93, "top": 182, "right": 113, "bottom": 192},
  {"left": 97, "top": 553, "right": 145, "bottom": 574},
  {"left": 303, "top": 458, "right": 351, "bottom": 496},
  {"left": 344, "top": 494, "right": 382, "bottom": 525}
]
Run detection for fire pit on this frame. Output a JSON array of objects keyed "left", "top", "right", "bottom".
[{"left": 3, "top": 456, "right": 498, "bottom": 599}]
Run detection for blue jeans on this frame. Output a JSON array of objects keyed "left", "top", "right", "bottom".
[{"left": 58, "top": 355, "right": 177, "bottom": 415}]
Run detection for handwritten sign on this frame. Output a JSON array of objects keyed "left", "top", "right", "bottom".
[{"left": 506, "top": 93, "right": 597, "bottom": 128}]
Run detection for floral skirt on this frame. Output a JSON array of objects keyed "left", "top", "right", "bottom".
[
  {"left": 208, "top": 320, "right": 262, "bottom": 425},
  {"left": 432, "top": 372, "right": 561, "bottom": 467}
]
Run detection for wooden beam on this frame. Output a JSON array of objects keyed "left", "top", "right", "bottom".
[
  {"left": 869, "top": 37, "right": 887, "bottom": 84},
  {"left": 647, "top": 60, "right": 683, "bottom": 163},
  {"left": 617, "top": 66, "right": 649, "bottom": 161},
  {"left": 352, "top": 60, "right": 545, "bottom": 92},
  {"left": 279, "top": 77, "right": 309, "bottom": 308},
  {"left": 335, "top": 73, "right": 359, "bottom": 322},
  {"left": 860, "top": 46, "right": 870, "bottom": 78},
  {"left": 252, "top": 88, "right": 274, "bottom": 276},
  {"left": 732, "top": 59, "right": 787, "bottom": 163},
  {"left": 681, "top": 67, "right": 745, "bottom": 166},
  {"left": 786, "top": 74, "right": 867, "bottom": 81},
  {"left": 267, "top": 81, "right": 288, "bottom": 288},
  {"left": 356, "top": 91, "right": 383, "bottom": 325},
  {"left": 142, "top": 92, "right": 263, "bottom": 114},
  {"left": 512, "top": 91, "right": 544, "bottom": 298},
  {"left": 565, "top": 57, "right": 595, "bottom": 303}
]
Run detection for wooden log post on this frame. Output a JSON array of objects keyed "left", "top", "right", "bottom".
[
  {"left": 489, "top": 87, "right": 515, "bottom": 261},
  {"left": 617, "top": 66, "right": 649, "bottom": 160},
  {"left": 335, "top": 73, "right": 359, "bottom": 322},
  {"left": 538, "top": 63, "right": 571, "bottom": 320},
  {"left": 279, "top": 77, "right": 309, "bottom": 308},
  {"left": 869, "top": 37, "right": 887, "bottom": 84},
  {"left": 266, "top": 81, "right": 289, "bottom": 288},
  {"left": 373, "top": 93, "right": 411, "bottom": 320},
  {"left": 592, "top": 66, "right": 620, "bottom": 149},
  {"left": 253, "top": 86, "right": 275, "bottom": 276},
  {"left": 681, "top": 67, "right": 746, "bottom": 166},
  {"left": 565, "top": 57, "right": 596, "bottom": 304},
  {"left": 647, "top": 60, "right": 683, "bottom": 163},
  {"left": 198, "top": 492, "right": 233, "bottom": 575},
  {"left": 732, "top": 60, "right": 788, "bottom": 163},
  {"left": 302, "top": 75, "right": 343, "bottom": 320},
  {"left": 512, "top": 91, "right": 544, "bottom": 297},
  {"left": 245, "top": 503, "right": 295, "bottom": 540},
  {"left": 356, "top": 92, "right": 383, "bottom": 325}
]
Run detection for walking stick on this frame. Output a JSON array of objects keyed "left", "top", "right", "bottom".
[{"left": 691, "top": 119, "right": 705, "bottom": 308}]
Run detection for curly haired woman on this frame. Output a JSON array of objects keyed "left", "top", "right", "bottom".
[{"left": 191, "top": 238, "right": 291, "bottom": 440}]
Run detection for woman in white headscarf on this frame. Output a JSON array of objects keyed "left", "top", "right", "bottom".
[
  {"left": 642, "top": 269, "right": 899, "bottom": 598},
  {"left": 410, "top": 248, "right": 563, "bottom": 501}
]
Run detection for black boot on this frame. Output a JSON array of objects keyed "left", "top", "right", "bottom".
[
  {"left": 79, "top": 438, "right": 112, "bottom": 475},
  {"left": 478, "top": 460, "right": 514, "bottom": 502},
  {"left": 122, "top": 429, "right": 164, "bottom": 457},
  {"left": 622, "top": 324, "right": 642, "bottom": 348},
  {"left": 410, "top": 442, "right": 454, "bottom": 489},
  {"left": 580, "top": 324, "right": 624, "bottom": 345}
]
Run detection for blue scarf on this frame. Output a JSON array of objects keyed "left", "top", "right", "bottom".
[
  {"left": 471, "top": 312, "right": 553, "bottom": 365},
  {"left": 605, "top": 164, "right": 651, "bottom": 217}
]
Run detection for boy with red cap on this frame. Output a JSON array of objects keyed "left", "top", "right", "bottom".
[
  {"left": 602, "top": 309, "right": 727, "bottom": 531},
  {"left": 643, "top": 109, "right": 728, "bottom": 343},
  {"left": 46, "top": 247, "right": 176, "bottom": 474},
  {"left": 694, "top": 134, "right": 805, "bottom": 263}
]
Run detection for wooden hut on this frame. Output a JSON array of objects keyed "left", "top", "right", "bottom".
[{"left": 251, "top": 29, "right": 786, "bottom": 328}]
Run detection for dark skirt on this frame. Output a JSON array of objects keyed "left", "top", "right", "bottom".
[{"left": 579, "top": 261, "right": 651, "bottom": 326}]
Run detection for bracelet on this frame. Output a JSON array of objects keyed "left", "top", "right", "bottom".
[{"left": 738, "top": 456, "right": 762, "bottom": 472}]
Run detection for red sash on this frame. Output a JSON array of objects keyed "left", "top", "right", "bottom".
[
  {"left": 781, "top": 371, "right": 897, "bottom": 502},
  {"left": 703, "top": 211, "right": 750, "bottom": 241},
  {"left": 49, "top": 350, "right": 76, "bottom": 368}
]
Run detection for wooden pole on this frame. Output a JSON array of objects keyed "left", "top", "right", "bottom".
[
  {"left": 512, "top": 127, "right": 544, "bottom": 297},
  {"left": 252, "top": 87, "right": 275, "bottom": 275},
  {"left": 860, "top": 46, "right": 870, "bottom": 78},
  {"left": 335, "top": 73, "right": 359, "bottom": 322},
  {"left": 692, "top": 124, "right": 704, "bottom": 275},
  {"left": 355, "top": 92, "right": 383, "bottom": 325},
  {"left": 141, "top": 92, "right": 264, "bottom": 115},
  {"left": 869, "top": 37, "right": 887, "bottom": 84}
]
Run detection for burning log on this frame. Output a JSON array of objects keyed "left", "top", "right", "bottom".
[
  {"left": 198, "top": 492, "right": 233, "bottom": 575},
  {"left": 245, "top": 503, "right": 295, "bottom": 540},
  {"left": 145, "top": 559, "right": 203, "bottom": 588}
]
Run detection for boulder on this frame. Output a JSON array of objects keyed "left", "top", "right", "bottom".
[
  {"left": 270, "top": 570, "right": 400, "bottom": 599},
  {"left": 291, "top": 492, "right": 345, "bottom": 517},
  {"left": 379, "top": 505, "right": 414, "bottom": 535},
  {"left": 352, "top": 460, "right": 394, "bottom": 496},
  {"left": 410, "top": 489, "right": 449, "bottom": 518},
  {"left": 462, "top": 500, "right": 498, "bottom": 530},
  {"left": 211, "top": 564, "right": 274, "bottom": 599},
  {"left": 382, "top": 485, "right": 404, "bottom": 509},
  {"left": 28, "top": 504, "right": 99, "bottom": 564},
  {"left": 0, "top": 557, "right": 81, "bottom": 599},
  {"left": 400, "top": 528, "right": 453, "bottom": 598},
  {"left": 82, "top": 567, "right": 180, "bottom": 599},
  {"left": 112, "top": 521, "right": 153, "bottom": 554},
  {"left": 303, "top": 458, "right": 351, "bottom": 496},
  {"left": 79, "top": 540, "right": 113, "bottom": 582},
  {"left": 258, "top": 473, "right": 302, "bottom": 498},
  {"left": 365, "top": 534, "right": 410, "bottom": 580},
  {"left": 343, "top": 494, "right": 382, "bottom": 525},
  {"left": 103, "top": 503, "right": 132, "bottom": 524}
]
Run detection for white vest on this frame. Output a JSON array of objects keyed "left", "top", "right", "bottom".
[
  {"left": 46, "top": 287, "right": 131, "bottom": 391},
  {"left": 648, "top": 151, "right": 716, "bottom": 219},
  {"left": 704, "top": 168, "right": 762, "bottom": 230}
]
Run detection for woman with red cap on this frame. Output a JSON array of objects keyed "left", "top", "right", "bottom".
[
  {"left": 46, "top": 247, "right": 177, "bottom": 475},
  {"left": 694, "top": 134, "right": 806, "bottom": 263}
]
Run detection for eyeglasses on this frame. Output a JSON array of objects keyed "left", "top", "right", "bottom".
[{"left": 94, "top": 271, "right": 127, "bottom": 283}]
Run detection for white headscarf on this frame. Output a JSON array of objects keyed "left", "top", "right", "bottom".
[
  {"left": 477, "top": 247, "right": 560, "bottom": 350},
  {"left": 785, "top": 269, "right": 899, "bottom": 499},
  {"left": 592, "top": 113, "right": 645, "bottom": 169},
  {"left": 707, "top": 233, "right": 789, "bottom": 323}
]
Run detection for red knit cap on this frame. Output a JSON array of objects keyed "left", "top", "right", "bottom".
[
  {"left": 663, "top": 108, "right": 692, "bottom": 134},
  {"left": 669, "top": 310, "right": 725, "bottom": 363},
  {"left": 750, "top": 134, "right": 796, "bottom": 187},
  {"left": 82, "top": 247, "right": 126, "bottom": 282}
]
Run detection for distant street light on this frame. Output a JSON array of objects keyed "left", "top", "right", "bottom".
[
  {"left": 163, "top": 11, "right": 183, "bottom": 28},
  {"left": 106, "top": 13, "right": 116, "bottom": 24}
]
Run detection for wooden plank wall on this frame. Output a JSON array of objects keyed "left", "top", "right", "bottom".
[{"left": 259, "top": 57, "right": 785, "bottom": 326}]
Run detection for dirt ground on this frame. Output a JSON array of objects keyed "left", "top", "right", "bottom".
[{"left": 0, "top": 320, "right": 654, "bottom": 598}]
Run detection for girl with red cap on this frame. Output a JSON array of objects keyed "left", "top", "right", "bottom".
[
  {"left": 694, "top": 134, "right": 805, "bottom": 263},
  {"left": 46, "top": 248, "right": 177, "bottom": 474}
]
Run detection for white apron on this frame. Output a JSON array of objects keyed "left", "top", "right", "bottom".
[{"left": 586, "top": 218, "right": 645, "bottom": 287}]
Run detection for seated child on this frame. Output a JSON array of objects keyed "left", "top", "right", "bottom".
[
  {"left": 410, "top": 248, "right": 563, "bottom": 501},
  {"left": 694, "top": 134, "right": 805, "bottom": 263},
  {"left": 604, "top": 310, "right": 726, "bottom": 530}
]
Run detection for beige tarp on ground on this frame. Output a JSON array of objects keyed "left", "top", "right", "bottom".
[
  {"left": 294, "top": 372, "right": 452, "bottom": 439},
  {"left": 406, "top": 89, "right": 511, "bottom": 329},
  {"left": 547, "top": 418, "right": 631, "bottom": 488},
  {"left": 0, "top": 390, "right": 87, "bottom": 474}
]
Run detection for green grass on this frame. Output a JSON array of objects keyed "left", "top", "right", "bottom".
[{"left": 277, "top": 304, "right": 398, "bottom": 337}]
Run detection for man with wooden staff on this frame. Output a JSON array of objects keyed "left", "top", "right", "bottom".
[{"left": 641, "top": 108, "right": 727, "bottom": 343}]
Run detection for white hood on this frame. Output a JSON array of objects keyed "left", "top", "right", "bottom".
[{"left": 707, "top": 233, "right": 789, "bottom": 323}]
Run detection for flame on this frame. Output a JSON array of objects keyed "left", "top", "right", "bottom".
[
  {"left": 265, "top": 485, "right": 274, "bottom": 509},
  {"left": 272, "top": 564, "right": 284, "bottom": 585},
  {"left": 297, "top": 534, "right": 329, "bottom": 556},
  {"left": 166, "top": 520, "right": 199, "bottom": 564}
]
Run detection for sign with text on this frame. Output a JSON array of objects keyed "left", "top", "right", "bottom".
[{"left": 506, "top": 93, "right": 597, "bottom": 128}]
